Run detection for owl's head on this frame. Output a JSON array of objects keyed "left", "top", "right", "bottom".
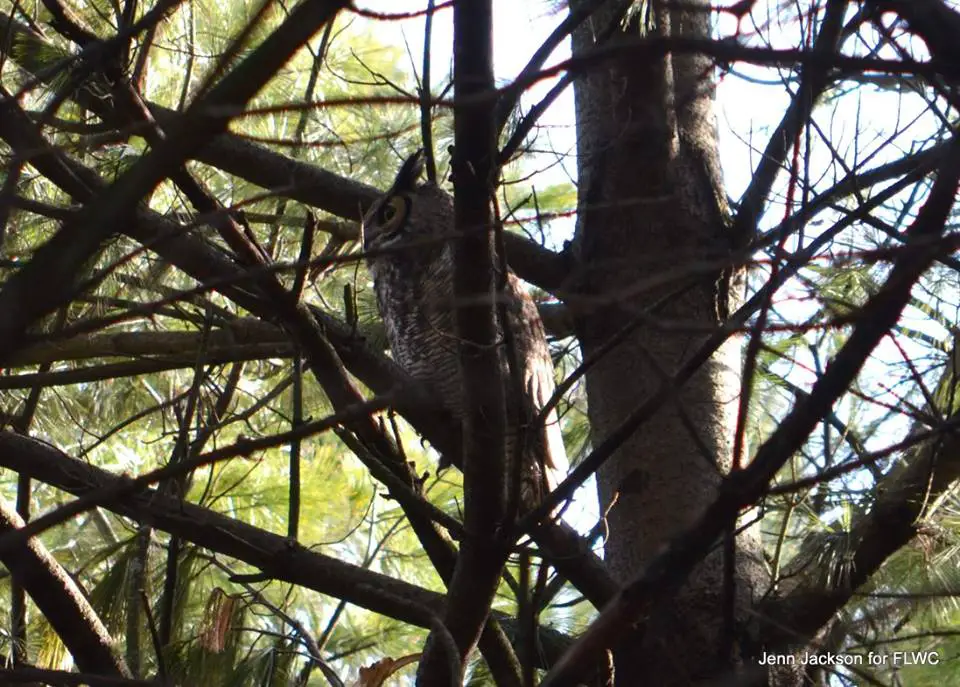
[{"left": 363, "top": 150, "right": 454, "bottom": 260}]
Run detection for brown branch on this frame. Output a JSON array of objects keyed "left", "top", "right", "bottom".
[
  {"left": 0, "top": 398, "right": 414, "bottom": 556},
  {"left": 0, "top": 432, "right": 450, "bottom": 623},
  {"left": 730, "top": 0, "right": 848, "bottom": 247},
  {"left": 0, "top": 1, "right": 350, "bottom": 361},
  {"left": 867, "top": 0, "right": 960, "bottom": 66},
  {"left": 0, "top": 666, "right": 151, "bottom": 686},
  {"left": 418, "top": 2, "right": 517, "bottom": 683},
  {"left": 764, "top": 429, "right": 960, "bottom": 658},
  {"left": 0, "top": 10, "right": 569, "bottom": 297},
  {"left": 38, "top": 0, "right": 98, "bottom": 45},
  {"left": 761, "top": 372, "right": 960, "bottom": 650},
  {"left": 494, "top": 0, "right": 610, "bottom": 138},
  {"left": 0, "top": 432, "right": 575, "bottom": 668},
  {"left": 0, "top": 499, "right": 129, "bottom": 676},
  {"left": 541, "top": 135, "right": 960, "bottom": 686},
  {"left": 4, "top": 318, "right": 288, "bottom": 365},
  {"left": 0, "top": 351, "right": 278, "bottom": 389},
  {"left": 0, "top": 60, "right": 615, "bottom": 620}
]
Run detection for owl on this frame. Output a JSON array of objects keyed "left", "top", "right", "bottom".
[{"left": 363, "top": 150, "right": 568, "bottom": 510}]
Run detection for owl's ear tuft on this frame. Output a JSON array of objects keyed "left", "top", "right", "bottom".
[{"left": 393, "top": 149, "right": 425, "bottom": 191}]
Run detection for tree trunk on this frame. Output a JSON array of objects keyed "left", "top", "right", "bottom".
[{"left": 569, "top": 1, "right": 768, "bottom": 682}]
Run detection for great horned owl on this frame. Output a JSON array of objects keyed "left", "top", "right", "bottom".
[{"left": 363, "top": 150, "right": 568, "bottom": 509}]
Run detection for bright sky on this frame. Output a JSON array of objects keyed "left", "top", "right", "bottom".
[{"left": 355, "top": 0, "right": 577, "bottom": 174}]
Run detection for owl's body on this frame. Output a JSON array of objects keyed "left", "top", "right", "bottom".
[{"left": 364, "top": 151, "right": 568, "bottom": 508}]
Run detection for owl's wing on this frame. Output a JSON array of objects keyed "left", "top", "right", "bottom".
[
  {"left": 506, "top": 273, "right": 569, "bottom": 498},
  {"left": 525, "top": 351, "right": 570, "bottom": 492}
]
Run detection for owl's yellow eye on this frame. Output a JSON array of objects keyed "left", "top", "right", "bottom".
[{"left": 377, "top": 195, "right": 409, "bottom": 235}]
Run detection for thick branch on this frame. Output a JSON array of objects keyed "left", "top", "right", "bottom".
[
  {"left": 0, "top": 10, "right": 569, "bottom": 297},
  {"left": 0, "top": 500, "right": 128, "bottom": 676},
  {"left": 0, "top": 432, "right": 449, "bottom": 622},
  {"left": 0, "top": 71, "right": 615, "bottom": 617},
  {"left": 762, "top": 353, "right": 960, "bottom": 649},
  {"left": 867, "top": 0, "right": 960, "bottom": 65},
  {"left": 5, "top": 319, "right": 288, "bottom": 365},
  {"left": 542, "top": 136, "right": 960, "bottom": 686},
  {"left": 0, "top": 432, "right": 575, "bottom": 668},
  {"left": 766, "top": 414, "right": 960, "bottom": 647},
  {"left": 730, "top": 0, "right": 848, "bottom": 247},
  {"left": 0, "top": 1, "right": 349, "bottom": 360},
  {"left": 417, "top": 2, "right": 516, "bottom": 684}
]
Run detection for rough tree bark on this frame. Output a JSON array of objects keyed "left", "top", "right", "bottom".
[{"left": 568, "top": 1, "right": 768, "bottom": 682}]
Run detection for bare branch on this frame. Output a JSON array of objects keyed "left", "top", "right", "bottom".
[
  {"left": 0, "top": 500, "right": 128, "bottom": 676},
  {"left": 418, "top": 1, "right": 517, "bottom": 683}
]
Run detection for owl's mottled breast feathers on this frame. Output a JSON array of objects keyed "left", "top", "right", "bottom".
[{"left": 363, "top": 150, "right": 568, "bottom": 507}]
